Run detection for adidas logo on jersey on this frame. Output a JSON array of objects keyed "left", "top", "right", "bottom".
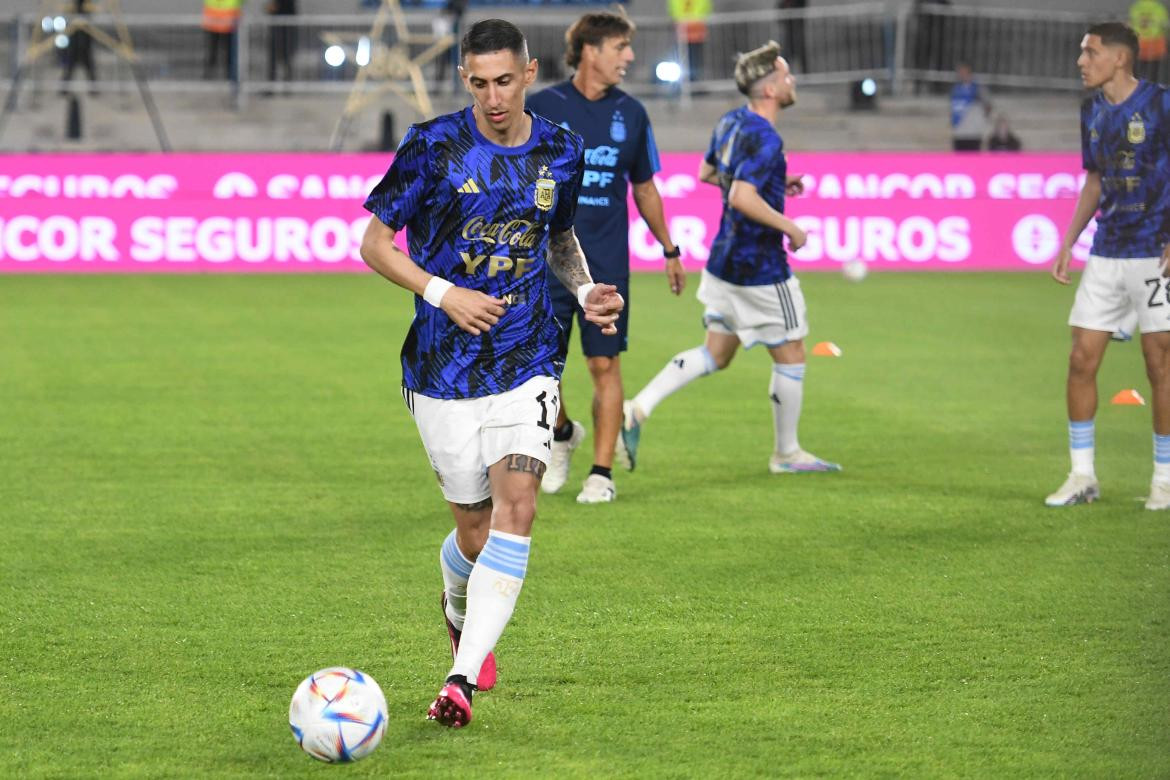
[{"left": 458, "top": 178, "right": 482, "bottom": 194}]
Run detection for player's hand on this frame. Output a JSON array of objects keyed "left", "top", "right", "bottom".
[
  {"left": 1051, "top": 246, "right": 1073, "bottom": 285},
  {"left": 786, "top": 174, "right": 805, "bottom": 197},
  {"left": 665, "top": 256, "right": 686, "bottom": 296},
  {"left": 440, "top": 286, "right": 506, "bottom": 335},
  {"left": 787, "top": 226, "right": 807, "bottom": 252},
  {"left": 582, "top": 283, "right": 624, "bottom": 336}
]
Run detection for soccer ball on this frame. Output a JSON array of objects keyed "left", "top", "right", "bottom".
[
  {"left": 842, "top": 259, "right": 868, "bottom": 282},
  {"left": 289, "top": 667, "right": 387, "bottom": 763}
]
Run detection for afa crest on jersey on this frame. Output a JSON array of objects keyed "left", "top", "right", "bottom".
[
  {"left": 534, "top": 165, "right": 556, "bottom": 211},
  {"left": 1128, "top": 113, "right": 1146, "bottom": 144},
  {"left": 610, "top": 111, "right": 626, "bottom": 142}
]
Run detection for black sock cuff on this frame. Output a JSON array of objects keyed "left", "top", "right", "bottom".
[{"left": 590, "top": 465, "right": 612, "bottom": 480}]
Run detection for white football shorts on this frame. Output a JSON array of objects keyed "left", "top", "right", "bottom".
[
  {"left": 697, "top": 269, "right": 809, "bottom": 347},
  {"left": 1069, "top": 255, "right": 1170, "bottom": 334},
  {"left": 403, "top": 375, "right": 559, "bottom": 504}
]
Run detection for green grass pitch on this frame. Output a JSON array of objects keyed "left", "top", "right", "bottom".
[{"left": 1, "top": 271, "right": 1168, "bottom": 778}]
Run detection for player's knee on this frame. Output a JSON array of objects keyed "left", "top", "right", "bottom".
[
  {"left": 491, "top": 496, "right": 536, "bottom": 535},
  {"left": 1143, "top": 353, "right": 1170, "bottom": 385},
  {"left": 710, "top": 350, "right": 735, "bottom": 370},
  {"left": 585, "top": 355, "right": 617, "bottom": 381},
  {"left": 1068, "top": 347, "right": 1102, "bottom": 377}
]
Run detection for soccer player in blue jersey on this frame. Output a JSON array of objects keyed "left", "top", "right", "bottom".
[
  {"left": 527, "top": 10, "right": 684, "bottom": 504},
  {"left": 359, "top": 19, "right": 624, "bottom": 728},
  {"left": 1047, "top": 21, "right": 1170, "bottom": 510},
  {"left": 620, "top": 41, "right": 840, "bottom": 475}
]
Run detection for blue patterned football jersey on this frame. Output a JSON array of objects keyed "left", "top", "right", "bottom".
[
  {"left": 704, "top": 106, "right": 791, "bottom": 285},
  {"left": 527, "top": 81, "right": 660, "bottom": 281},
  {"left": 364, "top": 107, "right": 585, "bottom": 399},
  {"left": 1081, "top": 80, "right": 1170, "bottom": 258}
]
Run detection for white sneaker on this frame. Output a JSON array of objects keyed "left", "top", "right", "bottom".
[
  {"left": 541, "top": 421, "right": 585, "bottom": 494},
  {"left": 769, "top": 449, "right": 842, "bottom": 474},
  {"left": 576, "top": 473, "right": 616, "bottom": 504},
  {"left": 1145, "top": 479, "right": 1170, "bottom": 510},
  {"left": 1044, "top": 472, "right": 1099, "bottom": 507}
]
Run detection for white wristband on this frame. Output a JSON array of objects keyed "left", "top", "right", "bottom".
[
  {"left": 576, "top": 282, "right": 596, "bottom": 309},
  {"left": 423, "top": 276, "right": 454, "bottom": 308}
]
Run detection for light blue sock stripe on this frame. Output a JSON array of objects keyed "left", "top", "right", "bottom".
[
  {"left": 477, "top": 534, "right": 529, "bottom": 579},
  {"left": 698, "top": 345, "right": 717, "bottom": 375},
  {"left": 775, "top": 364, "right": 805, "bottom": 382},
  {"left": 1069, "top": 420, "right": 1094, "bottom": 450},
  {"left": 487, "top": 535, "right": 530, "bottom": 555},
  {"left": 1155, "top": 434, "right": 1170, "bottom": 463},
  {"left": 441, "top": 531, "right": 474, "bottom": 580},
  {"left": 478, "top": 550, "right": 527, "bottom": 579}
]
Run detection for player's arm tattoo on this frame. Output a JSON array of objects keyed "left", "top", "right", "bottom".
[
  {"left": 504, "top": 454, "right": 547, "bottom": 479},
  {"left": 455, "top": 497, "right": 493, "bottom": 512},
  {"left": 547, "top": 227, "right": 593, "bottom": 295}
]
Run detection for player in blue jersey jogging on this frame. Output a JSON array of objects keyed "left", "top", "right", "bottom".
[
  {"left": 620, "top": 41, "right": 840, "bottom": 475},
  {"left": 359, "top": 19, "right": 624, "bottom": 728},
  {"left": 527, "top": 10, "right": 684, "bottom": 504},
  {"left": 1047, "top": 22, "right": 1170, "bottom": 511}
]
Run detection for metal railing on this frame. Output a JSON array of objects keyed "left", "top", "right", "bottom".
[{"left": 0, "top": 3, "right": 1111, "bottom": 102}]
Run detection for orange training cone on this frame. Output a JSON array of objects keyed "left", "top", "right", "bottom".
[
  {"left": 812, "top": 341, "right": 842, "bottom": 357},
  {"left": 1111, "top": 388, "right": 1146, "bottom": 405}
]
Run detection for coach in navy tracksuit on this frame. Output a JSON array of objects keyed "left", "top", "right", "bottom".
[{"left": 527, "top": 10, "right": 683, "bottom": 505}]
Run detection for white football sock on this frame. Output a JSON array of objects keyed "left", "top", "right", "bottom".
[
  {"left": 632, "top": 345, "right": 717, "bottom": 419},
  {"left": 439, "top": 529, "right": 474, "bottom": 631},
  {"left": 1069, "top": 420, "right": 1095, "bottom": 477},
  {"left": 450, "top": 529, "right": 530, "bottom": 687},
  {"left": 771, "top": 363, "right": 805, "bottom": 455}
]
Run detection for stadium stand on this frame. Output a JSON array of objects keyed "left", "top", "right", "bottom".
[{"left": 0, "top": 0, "right": 1119, "bottom": 152}]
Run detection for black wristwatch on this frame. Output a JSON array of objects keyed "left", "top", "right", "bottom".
[{"left": 663, "top": 245, "right": 681, "bottom": 259}]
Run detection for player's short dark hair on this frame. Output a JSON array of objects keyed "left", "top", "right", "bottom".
[
  {"left": 461, "top": 19, "right": 529, "bottom": 63},
  {"left": 735, "top": 40, "right": 783, "bottom": 96},
  {"left": 1088, "top": 21, "right": 1139, "bottom": 68},
  {"left": 563, "top": 10, "right": 635, "bottom": 70}
]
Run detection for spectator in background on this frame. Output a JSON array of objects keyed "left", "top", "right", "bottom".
[
  {"left": 1130, "top": 0, "right": 1168, "bottom": 82},
  {"left": 668, "top": 0, "right": 711, "bottom": 82},
  {"left": 60, "top": 0, "right": 97, "bottom": 95},
  {"left": 433, "top": 0, "right": 467, "bottom": 92},
  {"left": 266, "top": 0, "right": 297, "bottom": 84},
  {"left": 202, "top": 0, "right": 243, "bottom": 81},
  {"left": 912, "top": 0, "right": 950, "bottom": 94},
  {"left": 950, "top": 61, "right": 990, "bottom": 151},
  {"left": 987, "top": 114, "right": 1021, "bottom": 151},
  {"left": 778, "top": 0, "right": 808, "bottom": 74}
]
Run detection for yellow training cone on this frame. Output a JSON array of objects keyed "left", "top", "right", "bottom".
[
  {"left": 1111, "top": 388, "right": 1146, "bottom": 405},
  {"left": 812, "top": 341, "right": 842, "bottom": 357}
]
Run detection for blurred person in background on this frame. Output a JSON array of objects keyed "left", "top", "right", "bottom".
[
  {"left": 1130, "top": 0, "right": 1168, "bottom": 82},
  {"left": 668, "top": 0, "right": 711, "bottom": 82},
  {"left": 433, "top": 0, "right": 468, "bottom": 93},
  {"left": 778, "top": 0, "right": 808, "bottom": 75},
  {"left": 202, "top": 0, "right": 243, "bottom": 80},
  {"left": 950, "top": 61, "right": 990, "bottom": 151},
  {"left": 60, "top": 0, "right": 97, "bottom": 95},
  {"left": 266, "top": 0, "right": 297, "bottom": 84},
  {"left": 987, "top": 114, "right": 1021, "bottom": 151}
]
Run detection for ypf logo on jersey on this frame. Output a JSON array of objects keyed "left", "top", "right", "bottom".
[
  {"left": 534, "top": 165, "right": 556, "bottom": 211},
  {"left": 1128, "top": 113, "right": 1146, "bottom": 144}
]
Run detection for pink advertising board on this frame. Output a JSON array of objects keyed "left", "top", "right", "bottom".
[{"left": 0, "top": 153, "right": 1090, "bottom": 274}]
